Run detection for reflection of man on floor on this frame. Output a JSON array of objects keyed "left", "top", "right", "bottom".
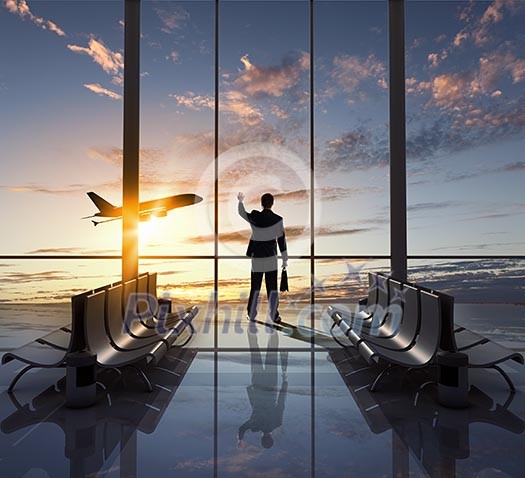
[
  {"left": 237, "top": 192, "right": 288, "bottom": 323},
  {"left": 238, "top": 329, "right": 288, "bottom": 449}
]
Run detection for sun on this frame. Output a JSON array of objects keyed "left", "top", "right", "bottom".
[{"left": 139, "top": 218, "right": 157, "bottom": 244}]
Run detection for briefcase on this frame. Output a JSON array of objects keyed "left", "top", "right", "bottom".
[{"left": 280, "top": 268, "right": 289, "bottom": 292}]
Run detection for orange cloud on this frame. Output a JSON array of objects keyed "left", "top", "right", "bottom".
[
  {"left": 5, "top": 0, "right": 66, "bottom": 36},
  {"left": 472, "top": 0, "right": 522, "bottom": 45},
  {"left": 155, "top": 4, "right": 189, "bottom": 32},
  {"left": 68, "top": 36, "right": 124, "bottom": 77},
  {"left": 83, "top": 83, "right": 122, "bottom": 100},
  {"left": 221, "top": 90, "right": 264, "bottom": 125},
  {"left": 234, "top": 52, "right": 309, "bottom": 98},
  {"left": 331, "top": 53, "right": 386, "bottom": 99},
  {"left": 430, "top": 73, "right": 476, "bottom": 109},
  {"left": 169, "top": 92, "right": 214, "bottom": 110},
  {"left": 171, "top": 90, "right": 263, "bottom": 125}
]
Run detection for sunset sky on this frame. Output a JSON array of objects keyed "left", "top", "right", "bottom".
[{"left": 0, "top": 1, "right": 524, "bottom": 304}]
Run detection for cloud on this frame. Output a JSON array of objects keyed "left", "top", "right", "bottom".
[
  {"left": 427, "top": 49, "right": 448, "bottom": 69},
  {"left": 169, "top": 122, "right": 288, "bottom": 166},
  {"left": 88, "top": 147, "right": 165, "bottom": 169},
  {"left": 270, "top": 105, "right": 289, "bottom": 119},
  {"left": 324, "top": 127, "right": 389, "bottom": 170},
  {"left": 0, "top": 183, "right": 94, "bottom": 194},
  {"left": 4, "top": 0, "right": 66, "bottom": 36},
  {"left": 326, "top": 91, "right": 525, "bottom": 171},
  {"left": 472, "top": 0, "right": 521, "bottom": 45},
  {"left": 452, "top": 31, "right": 469, "bottom": 47},
  {"left": 234, "top": 51, "right": 309, "bottom": 98},
  {"left": 0, "top": 270, "right": 72, "bottom": 285},
  {"left": 169, "top": 90, "right": 263, "bottom": 125},
  {"left": 165, "top": 50, "right": 179, "bottom": 63},
  {"left": 188, "top": 224, "right": 372, "bottom": 245},
  {"left": 155, "top": 4, "right": 189, "bottom": 32},
  {"left": 479, "top": 49, "right": 525, "bottom": 90},
  {"left": 330, "top": 53, "right": 386, "bottom": 99},
  {"left": 412, "top": 45, "right": 525, "bottom": 114},
  {"left": 67, "top": 36, "right": 124, "bottom": 78},
  {"left": 25, "top": 247, "right": 120, "bottom": 255},
  {"left": 26, "top": 247, "right": 83, "bottom": 254},
  {"left": 448, "top": 160, "right": 525, "bottom": 182},
  {"left": 428, "top": 72, "right": 478, "bottom": 110},
  {"left": 501, "top": 161, "right": 525, "bottom": 172},
  {"left": 273, "top": 187, "right": 354, "bottom": 202},
  {"left": 221, "top": 90, "right": 264, "bottom": 125},
  {"left": 87, "top": 146, "right": 203, "bottom": 192},
  {"left": 452, "top": 0, "right": 524, "bottom": 47},
  {"left": 169, "top": 92, "right": 214, "bottom": 111},
  {"left": 408, "top": 259, "right": 525, "bottom": 304},
  {"left": 83, "top": 83, "right": 122, "bottom": 100},
  {"left": 407, "top": 201, "right": 465, "bottom": 213}
]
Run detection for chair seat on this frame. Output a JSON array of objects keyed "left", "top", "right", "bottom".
[{"left": 2, "top": 342, "right": 67, "bottom": 367}]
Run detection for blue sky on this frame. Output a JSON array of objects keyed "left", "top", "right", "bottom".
[{"left": 0, "top": 1, "right": 524, "bottom": 302}]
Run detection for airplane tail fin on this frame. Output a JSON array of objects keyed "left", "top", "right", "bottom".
[{"left": 87, "top": 192, "right": 116, "bottom": 214}]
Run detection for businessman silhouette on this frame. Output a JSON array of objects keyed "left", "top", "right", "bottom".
[
  {"left": 237, "top": 192, "right": 288, "bottom": 323},
  {"left": 238, "top": 328, "right": 288, "bottom": 449}
]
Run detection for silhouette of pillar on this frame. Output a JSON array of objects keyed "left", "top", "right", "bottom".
[
  {"left": 389, "top": 0, "right": 407, "bottom": 281},
  {"left": 122, "top": 0, "right": 141, "bottom": 282}
]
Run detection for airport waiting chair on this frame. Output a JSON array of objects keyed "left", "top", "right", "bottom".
[
  {"left": 1, "top": 290, "right": 94, "bottom": 391},
  {"left": 328, "top": 273, "right": 390, "bottom": 339},
  {"left": 330, "top": 272, "right": 525, "bottom": 392},
  {"left": 84, "top": 290, "right": 168, "bottom": 392},
  {"left": 330, "top": 288, "right": 441, "bottom": 391},
  {"left": 362, "top": 283, "right": 421, "bottom": 351},
  {"left": 105, "top": 284, "right": 178, "bottom": 351},
  {"left": 341, "top": 280, "right": 416, "bottom": 350},
  {"left": 141, "top": 273, "right": 196, "bottom": 331},
  {"left": 33, "top": 282, "right": 120, "bottom": 351},
  {"left": 358, "top": 290, "right": 442, "bottom": 391}
]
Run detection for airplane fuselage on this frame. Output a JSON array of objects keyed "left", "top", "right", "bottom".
[{"left": 95, "top": 194, "right": 203, "bottom": 217}]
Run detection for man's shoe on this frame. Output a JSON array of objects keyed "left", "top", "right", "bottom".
[{"left": 273, "top": 315, "right": 282, "bottom": 324}]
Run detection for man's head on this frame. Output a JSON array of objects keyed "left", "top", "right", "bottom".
[
  {"left": 261, "top": 193, "right": 274, "bottom": 209},
  {"left": 261, "top": 432, "right": 274, "bottom": 448}
]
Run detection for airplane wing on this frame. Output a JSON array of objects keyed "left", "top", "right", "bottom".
[
  {"left": 91, "top": 217, "right": 121, "bottom": 227},
  {"left": 140, "top": 207, "right": 167, "bottom": 215}
]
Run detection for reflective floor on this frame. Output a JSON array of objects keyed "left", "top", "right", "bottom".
[{"left": 1, "top": 315, "right": 525, "bottom": 477}]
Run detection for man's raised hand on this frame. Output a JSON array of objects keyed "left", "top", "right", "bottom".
[{"left": 237, "top": 192, "right": 245, "bottom": 202}]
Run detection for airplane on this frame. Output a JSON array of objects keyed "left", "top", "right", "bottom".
[{"left": 82, "top": 191, "right": 203, "bottom": 226}]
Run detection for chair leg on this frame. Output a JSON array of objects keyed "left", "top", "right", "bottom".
[
  {"left": 127, "top": 365, "right": 153, "bottom": 392},
  {"left": 370, "top": 364, "right": 402, "bottom": 392},
  {"left": 8, "top": 365, "right": 36, "bottom": 392},
  {"left": 492, "top": 365, "right": 516, "bottom": 393}
]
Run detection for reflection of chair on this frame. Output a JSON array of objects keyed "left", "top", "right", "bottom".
[
  {"left": 0, "top": 347, "right": 196, "bottom": 478},
  {"left": 329, "top": 346, "right": 525, "bottom": 478}
]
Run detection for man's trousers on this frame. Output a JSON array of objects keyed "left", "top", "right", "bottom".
[{"left": 247, "top": 269, "right": 279, "bottom": 321}]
